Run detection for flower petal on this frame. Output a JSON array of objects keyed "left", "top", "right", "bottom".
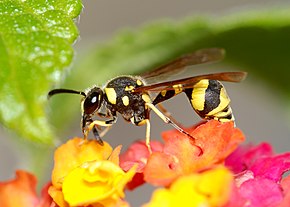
[
  {"left": 250, "top": 152, "right": 290, "bottom": 182},
  {"left": 0, "top": 170, "right": 53, "bottom": 207},
  {"left": 225, "top": 142, "right": 274, "bottom": 173},
  {"left": 238, "top": 177, "right": 283, "bottom": 207},
  {"left": 62, "top": 160, "right": 136, "bottom": 206},
  {"left": 144, "top": 120, "right": 244, "bottom": 186},
  {"left": 108, "top": 145, "right": 122, "bottom": 165},
  {"left": 38, "top": 182, "right": 54, "bottom": 207},
  {"left": 120, "top": 140, "right": 163, "bottom": 172},
  {"left": 51, "top": 137, "right": 113, "bottom": 189},
  {"left": 0, "top": 170, "right": 38, "bottom": 207},
  {"left": 278, "top": 175, "right": 290, "bottom": 207},
  {"left": 143, "top": 166, "right": 233, "bottom": 207},
  {"left": 225, "top": 143, "right": 290, "bottom": 182},
  {"left": 144, "top": 152, "right": 182, "bottom": 186},
  {"left": 120, "top": 140, "right": 163, "bottom": 189},
  {"left": 48, "top": 185, "right": 69, "bottom": 207},
  {"left": 125, "top": 173, "right": 145, "bottom": 190}
]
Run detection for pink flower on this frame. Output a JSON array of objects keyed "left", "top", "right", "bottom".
[{"left": 225, "top": 143, "right": 290, "bottom": 207}]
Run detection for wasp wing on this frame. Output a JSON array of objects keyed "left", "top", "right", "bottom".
[
  {"left": 141, "top": 48, "right": 225, "bottom": 82},
  {"left": 134, "top": 72, "right": 247, "bottom": 92}
]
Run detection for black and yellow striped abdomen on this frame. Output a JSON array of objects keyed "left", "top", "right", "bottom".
[
  {"left": 152, "top": 79, "right": 234, "bottom": 123},
  {"left": 184, "top": 79, "right": 234, "bottom": 122}
]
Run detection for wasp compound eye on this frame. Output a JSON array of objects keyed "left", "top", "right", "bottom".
[{"left": 83, "top": 90, "right": 103, "bottom": 115}]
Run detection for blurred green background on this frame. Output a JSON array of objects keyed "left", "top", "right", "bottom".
[{"left": 1, "top": 1, "right": 290, "bottom": 206}]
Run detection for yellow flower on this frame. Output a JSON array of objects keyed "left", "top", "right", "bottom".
[
  {"left": 51, "top": 137, "right": 114, "bottom": 189},
  {"left": 48, "top": 137, "right": 135, "bottom": 207},
  {"left": 144, "top": 166, "right": 233, "bottom": 207},
  {"left": 62, "top": 160, "right": 136, "bottom": 206}
]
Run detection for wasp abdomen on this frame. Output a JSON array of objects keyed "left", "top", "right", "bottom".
[
  {"left": 185, "top": 79, "right": 234, "bottom": 122},
  {"left": 152, "top": 84, "right": 184, "bottom": 105}
]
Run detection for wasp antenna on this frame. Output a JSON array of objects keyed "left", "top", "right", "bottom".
[{"left": 48, "top": 89, "right": 86, "bottom": 99}]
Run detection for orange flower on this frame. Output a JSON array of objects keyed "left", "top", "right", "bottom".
[
  {"left": 0, "top": 170, "right": 52, "bottom": 207},
  {"left": 278, "top": 175, "right": 290, "bottom": 207},
  {"left": 143, "top": 120, "right": 244, "bottom": 186},
  {"left": 49, "top": 137, "right": 136, "bottom": 207}
]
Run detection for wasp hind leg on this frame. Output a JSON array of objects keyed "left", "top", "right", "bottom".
[
  {"left": 152, "top": 86, "right": 185, "bottom": 127},
  {"left": 157, "top": 103, "right": 182, "bottom": 127},
  {"left": 145, "top": 102, "right": 203, "bottom": 155},
  {"left": 146, "top": 103, "right": 196, "bottom": 141}
]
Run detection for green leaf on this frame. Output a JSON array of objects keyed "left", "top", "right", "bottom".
[
  {"left": 0, "top": 0, "right": 82, "bottom": 144},
  {"left": 51, "top": 7, "right": 290, "bottom": 131}
]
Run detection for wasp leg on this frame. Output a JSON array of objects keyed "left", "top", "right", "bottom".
[
  {"left": 94, "top": 112, "right": 114, "bottom": 138},
  {"left": 144, "top": 119, "right": 152, "bottom": 154},
  {"left": 146, "top": 103, "right": 194, "bottom": 140},
  {"left": 92, "top": 126, "right": 104, "bottom": 145},
  {"left": 157, "top": 103, "right": 182, "bottom": 126},
  {"left": 146, "top": 102, "right": 203, "bottom": 155},
  {"left": 97, "top": 112, "right": 112, "bottom": 118},
  {"left": 99, "top": 125, "right": 112, "bottom": 138},
  {"left": 152, "top": 87, "right": 185, "bottom": 126},
  {"left": 83, "top": 117, "right": 117, "bottom": 143}
]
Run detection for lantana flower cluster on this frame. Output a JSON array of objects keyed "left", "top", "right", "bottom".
[{"left": 1, "top": 120, "right": 290, "bottom": 207}]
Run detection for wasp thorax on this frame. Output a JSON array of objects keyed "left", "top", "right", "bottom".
[
  {"left": 103, "top": 76, "right": 149, "bottom": 123},
  {"left": 83, "top": 87, "right": 103, "bottom": 115}
]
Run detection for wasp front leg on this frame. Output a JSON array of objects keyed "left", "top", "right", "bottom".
[{"left": 83, "top": 116, "right": 117, "bottom": 145}]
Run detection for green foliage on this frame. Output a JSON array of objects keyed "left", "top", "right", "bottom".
[{"left": 0, "top": 0, "right": 82, "bottom": 144}]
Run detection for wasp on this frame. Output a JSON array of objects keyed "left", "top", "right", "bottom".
[{"left": 48, "top": 48, "right": 247, "bottom": 151}]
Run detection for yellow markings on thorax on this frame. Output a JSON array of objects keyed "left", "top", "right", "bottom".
[
  {"left": 191, "top": 80, "right": 208, "bottom": 111},
  {"left": 173, "top": 84, "right": 183, "bottom": 94},
  {"left": 104, "top": 88, "right": 117, "bottom": 104},
  {"left": 125, "top": 85, "right": 135, "bottom": 91},
  {"left": 122, "top": 95, "right": 130, "bottom": 106},
  {"left": 142, "top": 94, "right": 151, "bottom": 103},
  {"left": 136, "top": 79, "right": 143, "bottom": 86}
]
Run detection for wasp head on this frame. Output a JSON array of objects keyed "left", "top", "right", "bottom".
[{"left": 82, "top": 87, "right": 104, "bottom": 116}]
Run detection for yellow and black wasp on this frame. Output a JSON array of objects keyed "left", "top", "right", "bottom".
[{"left": 48, "top": 48, "right": 247, "bottom": 151}]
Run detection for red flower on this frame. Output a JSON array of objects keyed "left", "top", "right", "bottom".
[{"left": 120, "top": 140, "right": 163, "bottom": 190}]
